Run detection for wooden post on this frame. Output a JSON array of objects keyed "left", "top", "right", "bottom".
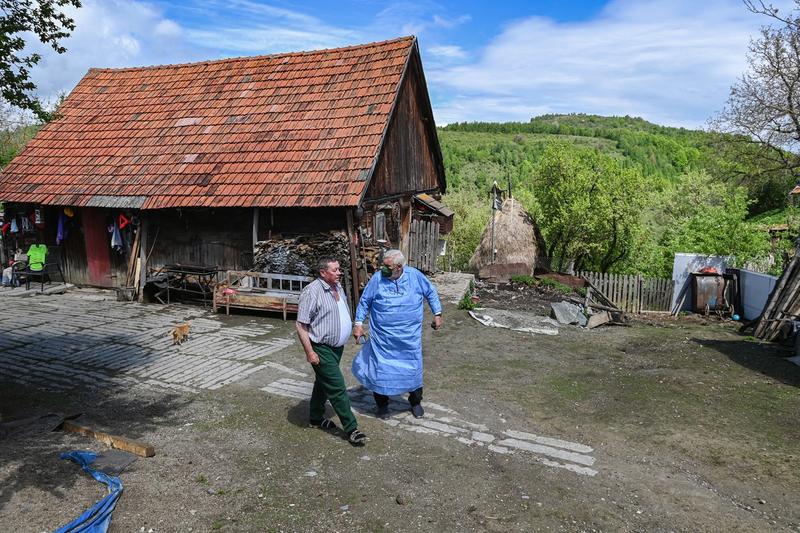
[
  {"left": 137, "top": 215, "right": 148, "bottom": 303},
  {"left": 346, "top": 209, "right": 361, "bottom": 315},
  {"left": 400, "top": 199, "right": 412, "bottom": 259},
  {"left": 252, "top": 207, "right": 259, "bottom": 248},
  {"left": 0, "top": 232, "right": 6, "bottom": 267}
]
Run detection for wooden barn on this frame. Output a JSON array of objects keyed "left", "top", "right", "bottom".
[{"left": 0, "top": 36, "right": 451, "bottom": 306}]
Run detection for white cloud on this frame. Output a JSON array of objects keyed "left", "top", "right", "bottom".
[
  {"left": 374, "top": 2, "right": 470, "bottom": 38},
  {"left": 433, "top": 14, "right": 471, "bottom": 28},
  {"left": 23, "top": 0, "right": 360, "bottom": 104},
  {"left": 428, "top": 44, "right": 467, "bottom": 59},
  {"left": 154, "top": 19, "right": 182, "bottom": 38},
  {"left": 28, "top": 0, "right": 201, "bottom": 99},
  {"left": 429, "top": 0, "right": 786, "bottom": 127},
  {"left": 18, "top": 0, "right": 789, "bottom": 128},
  {"left": 181, "top": 0, "right": 358, "bottom": 54}
]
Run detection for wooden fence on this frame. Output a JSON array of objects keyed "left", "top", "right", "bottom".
[
  {"left": 578, "top": 271, "right": 674, "bottom": 313},
  {"left": 408, "top": 219, "right": 440, "bottom": 273}
]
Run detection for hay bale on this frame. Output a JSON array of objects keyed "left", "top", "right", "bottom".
[{"left": 469, "top": 199, "right": 538, "bottom": 274}]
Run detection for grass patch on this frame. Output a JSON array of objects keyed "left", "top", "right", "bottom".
[
  {"left": 548, "top": 377, "right": 590, "bottom": 401},
  {"left": 510, "top": 274, "right": 538, "bottom": 286},
  {"left": 458, "top": 279, "right": 478, "bottom": 310},
  {"left": 539, "top": 278, "right": 574, "bottom": 295},
  {"left": 195, "top": 474, "right": 208, "bottom": 484}
]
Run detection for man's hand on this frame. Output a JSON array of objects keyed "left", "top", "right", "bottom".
[
  {"left": 306, "top": 350, "right": 320, "bottom": 365},
  {"left": 352, "top": 324, "right": 364, "bottom": 342},
  {"left": 432, "top": 315, "right": 443, "bottom": 330}
]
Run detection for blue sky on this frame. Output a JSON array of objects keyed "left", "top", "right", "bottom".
[{"left": 25, "top": 0, "right": 795, "bottom": 128}]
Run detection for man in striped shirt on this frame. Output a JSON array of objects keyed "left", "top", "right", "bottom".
[{"left": 296, "top": 257, "right": 366, "bottom": 447}]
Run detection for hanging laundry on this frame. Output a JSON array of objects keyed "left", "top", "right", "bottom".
[
  {"left": 20, "top": 215, "right": 33, "bottom": 232},
  {"left": 1, "top": 222, "right": 10, "bottom": 235},
  {"left": 34, "top": 209, "right": 43, "bottom": 225},
  {"left": 57, "top": 212, "right": 69, "bottom": 244},
  {"left": 109, "top": 222, "right": 124, "bottom": 252},
  {"left": 10, "top": 218, "right": 18, "bottom": 233}
]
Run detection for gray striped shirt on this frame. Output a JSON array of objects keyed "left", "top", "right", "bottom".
[{"left": 297, "top": 278, "right": 351, "bottom": 346}]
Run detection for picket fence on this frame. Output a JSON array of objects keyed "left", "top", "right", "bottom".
[{"left": 577, "top": 271, "right": 674, "bottom": 313}]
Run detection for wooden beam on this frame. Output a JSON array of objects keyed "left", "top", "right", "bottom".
[
  {"left": 63, "top": 420, "right": 155, "bottom": 457},
  {"left": 346, "top": 209, "right": 361, "bottom": 315},
  {"left": 137, "top": 216, "right": 148, "bottom": 303}
]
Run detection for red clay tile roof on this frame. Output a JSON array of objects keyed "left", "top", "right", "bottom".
[{"left": 0, "top": 37, "right": 417, "bottom": 209}]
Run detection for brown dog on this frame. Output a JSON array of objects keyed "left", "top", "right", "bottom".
[{"left": 171, "top": 322, "right": 191, "bottom": 345}]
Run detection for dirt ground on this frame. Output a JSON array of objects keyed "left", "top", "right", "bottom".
[
  {"left": 476, "top": 280, "right": 570, "bottom": 315},
  {"left": 2, "top": 287, "right": 800, "bottom": 532}
]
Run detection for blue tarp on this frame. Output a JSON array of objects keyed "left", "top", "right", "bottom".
[{"left": 55, "top": 451, "right": 123, "bottom": 533}]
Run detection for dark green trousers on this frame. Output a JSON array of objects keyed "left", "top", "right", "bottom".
[{"left": 309, "top": 342, "right": 357, "bottom": 433}]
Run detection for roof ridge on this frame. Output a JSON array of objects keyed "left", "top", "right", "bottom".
[{"left": 88, "top": 36, "right": 416, "bottom": 74}]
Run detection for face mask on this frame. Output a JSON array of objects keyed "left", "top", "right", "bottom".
[{"left": 380, "top": 265, "right": 392, "bottom": 277}]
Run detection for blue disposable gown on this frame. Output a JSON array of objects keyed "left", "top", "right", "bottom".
[{"left": 352, "top": 266, "right": 442, "bottom": 395}]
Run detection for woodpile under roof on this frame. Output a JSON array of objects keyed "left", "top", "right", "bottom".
[{"left": 253, "top": 232, "right": 350, "bottom": 277}]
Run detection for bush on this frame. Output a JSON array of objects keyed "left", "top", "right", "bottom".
[
  {"left": 539, "top": 278, "right": 574, "bottom": 295},
  {"left": 510, "top": 274, "right": 538, "bottom": 286},
  {"left": 457, "top": 279, "right": 478, "bottom": 310}
]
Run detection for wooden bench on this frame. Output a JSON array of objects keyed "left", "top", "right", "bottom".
[{"left": 213, "top": 271, "right": 314, "bottom": 320}]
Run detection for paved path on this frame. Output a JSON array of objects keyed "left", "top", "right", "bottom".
[
  {"left": 1, "top": 287, "right": 598, "bottom": 476},
  {"left": 262, "top": 378, "right": 598, "bottom": 477},
  {"left": 0, "top": 290, "right": 296, "bottom": 394}
]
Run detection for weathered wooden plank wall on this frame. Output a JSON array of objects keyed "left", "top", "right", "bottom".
[
  {"left": 41, "top": 206, "right": 129, "bottom": 287},
  {"left": 146, "top": 208, "right": 252, "bottom": 271},
  {"left": 366, "top": 54, "right": 441, "bottom": 200}
]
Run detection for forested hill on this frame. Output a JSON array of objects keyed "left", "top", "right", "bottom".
[
  {"left": 441, "top": 113, "right": 717, "bottom": 185},
  {"left": 437, "top": 114, "right": 795, "bottom": 277}
]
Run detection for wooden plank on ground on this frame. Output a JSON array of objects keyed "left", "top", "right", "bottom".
[
  {"left": 63, "top": 420, "right": 155, "bottom": 457},
  {"left": 587, "top": 311, "right": 612, "bottom": 329}
]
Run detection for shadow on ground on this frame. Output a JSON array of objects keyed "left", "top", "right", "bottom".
[
  {"left": 0, "top": 378, "right": 188, "bottom": 520},
  {"left": 694, "top": 337, "right": 800, "bottom": 388}
]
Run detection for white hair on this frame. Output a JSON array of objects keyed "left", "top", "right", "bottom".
[{"left": 383, "top": 249, "right": 406, "bottom": 266}]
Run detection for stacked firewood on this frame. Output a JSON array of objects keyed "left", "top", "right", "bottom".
[{"left": 253, "top": 231, "right": 350, "bottom": 276}]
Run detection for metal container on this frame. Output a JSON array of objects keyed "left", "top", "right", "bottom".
[{"left": 692, "top": 273, "right": 728, "bottom": 313}]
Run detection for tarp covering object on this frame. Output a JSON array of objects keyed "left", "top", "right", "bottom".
[{"left": 55, "top": 451, "right": 123, "bottom": 533}]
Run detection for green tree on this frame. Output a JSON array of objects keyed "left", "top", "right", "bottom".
[
  {"left": 643, "top": 172, "right": 770, "bottom": 277},
  {"left": 1, "top": 0, "right": 81, "bottom": 120},
  {"left": 533, "top": 143, "right": 646, "bottom": 272},
  {"left": 441, "top": 187, "right": 491, "bottom": 271}
]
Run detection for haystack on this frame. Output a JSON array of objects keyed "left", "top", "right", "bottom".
[{"left": 468, "top": 198, "right": 538, "bottom": 274}]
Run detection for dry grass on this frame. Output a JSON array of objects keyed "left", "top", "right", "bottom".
[{"left": 468, "top": 198, "right": 539, "bottom": 272}]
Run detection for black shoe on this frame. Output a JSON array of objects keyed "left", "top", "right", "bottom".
[
  {"left": 411, "top": 404, "right": 424, "bottom": 419},
  {"left": 347, "top": 429, "right": 367, "bottom": 446},
  {"left": 376, "top": 405, "right": 391, "bottom": 420},
  {"left": 309, "top": 418, "right": 337, "bottom": 430}
]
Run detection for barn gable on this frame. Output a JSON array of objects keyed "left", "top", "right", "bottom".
[{"left": 363, "top": 41, "right": 445, "bottom": 202}]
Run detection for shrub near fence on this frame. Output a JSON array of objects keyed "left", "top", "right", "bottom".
[{"left": 578, "top": 271, "right": 674, "bottom": 313}]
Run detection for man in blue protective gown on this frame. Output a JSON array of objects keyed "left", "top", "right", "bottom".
[{"left": 351, "top": 249, "right": 443, "bottom": 419}]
